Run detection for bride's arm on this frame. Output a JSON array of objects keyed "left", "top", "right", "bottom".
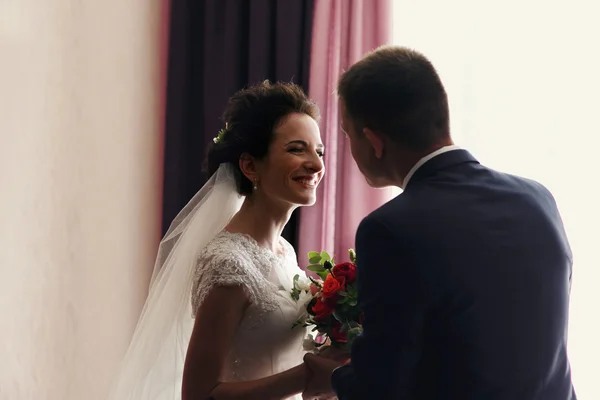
[{"left": 182, "top": 285, "right": 307, "bottom": 400}]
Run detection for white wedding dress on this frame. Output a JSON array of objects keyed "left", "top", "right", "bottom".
[
  {"left": 191, "top": 230, "right": 309, "bottom": 399},
  {"left": 107, "top": 166, "right": 310, "bottom": 400}
]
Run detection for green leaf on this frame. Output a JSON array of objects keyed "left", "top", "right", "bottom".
[
  {"left": 340, "top": 322, "right": 352, "bottom": 333},
  {"left": 333, "top": 310, "right": 346, "bottom": 323},
  {"left": 346, "top": 326, "right": 363, "bottom": 347},
  {"left": 307, "top": 264, "right": 325, "bottom": 273},
  {"left": 316, "top": 270, "right": 329, "bottom": 280},
  {"left": 348, "top": 299, "right": 358, "bottom": 307},
  {"left": 338, "top": 291, "right": 348, "bottom": 297},
  {"left": 309, "top": 255, "right": 322, "bottom": 264},
  {"left": 345, "top": 294, "right": 357, "bottom": 303},
  {"left": 293, "top": 274, "right": 299, "bottom": 283},
  {"left": 320, "top": 251, "right": 331, "bottom": 263},
  {"left": 346, "top": 284, "right": 357, "bottom": 296},
  {"left": 308, "top": 251, "right": 320, "bottom": 259},
  {"left": 290, "top": 287, "right": 301, "bottom": 301}
]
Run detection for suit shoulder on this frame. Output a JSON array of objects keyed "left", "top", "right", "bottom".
[
  {"left": 357, "top": 194, "right": 417, "bottom": 239},
  {"left": 372, "top": 187, "right": 434, "bottom": 222},
  {"left": 525, "top": 178, "right": 555, "bottom": 201},
  {"left": 500, "top": 171, "right": 557, "bottom": 204}
]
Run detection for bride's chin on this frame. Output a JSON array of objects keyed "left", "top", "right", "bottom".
[
  {"left": 296, "top": 192, "right": 317, "bottom": 205},
  {"left": 285, "top": 191, "right": 317, "bottom": 206}
]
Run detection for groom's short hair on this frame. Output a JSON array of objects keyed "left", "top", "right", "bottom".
[{"left": 337, "top": 46, "right": 450, "bottom": 150}]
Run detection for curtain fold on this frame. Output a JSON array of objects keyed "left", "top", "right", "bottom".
[
  {"left": 298, "top": 0, "right": 392, "bottom": 265},
  {"left": 162, "top": 0, "right": 315, "bottom": 248}
]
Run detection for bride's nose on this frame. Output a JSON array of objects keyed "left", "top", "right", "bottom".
[{"left": 304, "top": 151, "right": 324, "bottom": 173}]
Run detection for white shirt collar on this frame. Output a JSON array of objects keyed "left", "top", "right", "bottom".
[{"left": 401, "top": 145, "right": 461, "bottom": 189}]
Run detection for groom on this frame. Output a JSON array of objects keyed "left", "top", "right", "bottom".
[{"left": 303, "top": 46, "right": 577, "bottom": 399}]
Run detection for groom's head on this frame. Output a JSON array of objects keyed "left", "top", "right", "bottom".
[{"left": 337, "top": 46, "right": 451, "bottom": 188}]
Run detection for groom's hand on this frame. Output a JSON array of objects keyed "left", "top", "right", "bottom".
[
  {"left": 317, "top": 345, "right": 351, "bottom": 364},
  {"left": 302, "top": 353, "right": 343, "bottom": 400}
]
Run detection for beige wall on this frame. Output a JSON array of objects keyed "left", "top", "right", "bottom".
[{"left": 0, "top": 1, "right": 164, "bottom": 399}]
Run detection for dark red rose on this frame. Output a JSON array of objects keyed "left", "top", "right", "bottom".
[
  {"left": 306, "top": 297, "right": 318, "bottom": 316},
  {"left": 330, "top": 322, "right": 347, "bottom": 343},
  {"left": 312, "top": 298, "right": 334, "bottom": 321},
  {"left": 332, "top": 262, "right": 357, "bottom": 284}
]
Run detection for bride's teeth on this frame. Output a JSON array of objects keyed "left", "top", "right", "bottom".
[{"left": 296, "top": 179, "right": 315, "bottom": 186}]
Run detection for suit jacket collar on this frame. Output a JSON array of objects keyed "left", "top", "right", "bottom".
[{"left": 404, "top": 149, "right": 479, "bottom": 190}]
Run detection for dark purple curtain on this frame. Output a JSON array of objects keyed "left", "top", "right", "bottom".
[{"left": 162, "top": 0, "right": 315, "bottom": 248}]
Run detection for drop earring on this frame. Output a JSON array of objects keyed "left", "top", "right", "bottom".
[{"left": 253, "top": 179, "right": 258, "bottom": 191}]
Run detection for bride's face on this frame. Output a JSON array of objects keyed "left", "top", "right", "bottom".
[{"left": 256, "top": 112, "right": 325, "bottom": 206}]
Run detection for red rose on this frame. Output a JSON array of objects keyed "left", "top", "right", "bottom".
[
  {"left": 330, "top": 322, "right": 347, "bottom": 343},
  {"left": 322, "top": 274, "right": 345, "bottom": 299},
  {"left": 312, "top": 298, "right": 334, "bottom": 321},
  {"left": 332, "top": 262, "right": 357, "bottom": 284}
]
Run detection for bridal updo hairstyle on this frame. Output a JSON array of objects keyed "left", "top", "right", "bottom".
[{"left": 205, "top": 81, "right": 320, "bottom": 195}]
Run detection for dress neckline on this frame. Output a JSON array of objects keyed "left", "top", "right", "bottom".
[{"left": 220, "top": 230, "right": 289, "bottom": 261}]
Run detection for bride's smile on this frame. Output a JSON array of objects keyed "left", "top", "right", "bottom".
[{"left": 247, "top": 112, "right": 325, "bottom": 207}]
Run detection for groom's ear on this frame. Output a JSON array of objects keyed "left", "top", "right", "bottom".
[{"left": 363, "top": 127, "right": 384, "bottom": 159}]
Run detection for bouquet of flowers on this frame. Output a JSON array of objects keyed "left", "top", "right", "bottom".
[{"left": 290, "top": 248, "right": 363, "bottom": 350}]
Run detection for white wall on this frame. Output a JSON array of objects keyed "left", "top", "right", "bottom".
[
  {"left": 0, "top": 1, "right": 164, "bottom": 399},
  {"left": 391, "top": 0, "right": 600, "bottom": 398}
]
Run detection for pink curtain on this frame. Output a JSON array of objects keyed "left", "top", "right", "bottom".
[{"left": 298, "top": 0, "right": 392, "bottom": 266}]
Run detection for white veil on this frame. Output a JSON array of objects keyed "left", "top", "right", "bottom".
[{"left": 107, "top": 164, "right": 244, "bottom": 399}]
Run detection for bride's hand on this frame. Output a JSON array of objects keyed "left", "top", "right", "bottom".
[{"left": 315, "top": 346, "right": 350, "bottom": 364}]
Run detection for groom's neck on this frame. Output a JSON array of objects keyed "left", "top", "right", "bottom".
[{"left": 389, "top": 138, "right": 455, "bottom": 186}]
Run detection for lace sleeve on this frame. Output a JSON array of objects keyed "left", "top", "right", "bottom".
[{"left": 191, "top": 250, "right": 264, "bottom": 316}]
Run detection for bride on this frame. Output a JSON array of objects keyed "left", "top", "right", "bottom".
[{"left": 107, "top": 81, "right": 327, "bottom": 399}]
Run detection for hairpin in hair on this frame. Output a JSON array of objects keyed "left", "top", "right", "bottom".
[{"left": 213, "top": 122, "right": 229, "bottom": 144}]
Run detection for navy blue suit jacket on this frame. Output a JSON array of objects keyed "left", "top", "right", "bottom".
[{"left": 332, "top": 149, "right": 576, "bottom": 400}]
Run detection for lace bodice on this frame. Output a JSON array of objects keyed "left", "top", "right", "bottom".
[{"left": 191, "top": 231, "right": 308, "bottom": 398}]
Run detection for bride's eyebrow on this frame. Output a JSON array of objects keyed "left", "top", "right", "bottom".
[
  {"left": 285, "top": 140, "right": 308, "bottom": 147},
  {"left": 284, "top": 140, "right": 325, "bottom": 150}
]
